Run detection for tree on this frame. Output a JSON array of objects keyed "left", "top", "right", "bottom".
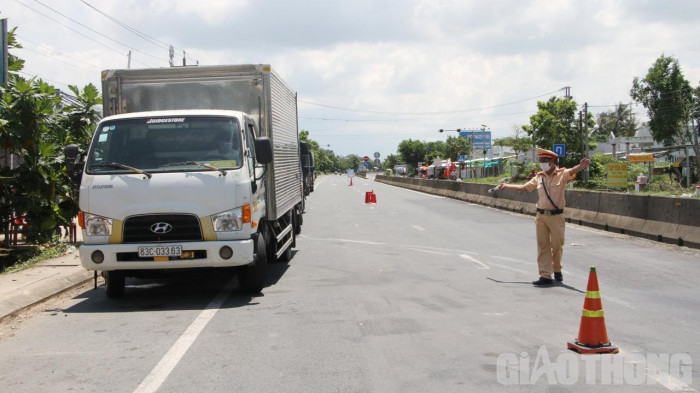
[
  {"left": 0, "top": 26, "right": 102, "bottom": 244},
  {"left": 383, "top": 154, "right": 400, "bottom": 169},
  {"left": 630, "top": 55, "right": 699, "bottom": 180},
  {"left": 594, "top": 103, "right": 638, "bottom": 139},
  {"left": 522, "top": 96, "right": 594, "bottom": 167},
  {"left": 397, "top": 139, "right": 427, "bottom": 167},
  {"left": 444, "top": 135, "right": 471, "bottom": 161},
  {"left": 493, "top": 124, "right": 533, "bottom": 159}
]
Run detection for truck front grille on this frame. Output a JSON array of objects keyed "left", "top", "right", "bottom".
[{"left": 122, "top": 214, "right": 203, "bottom": 243}]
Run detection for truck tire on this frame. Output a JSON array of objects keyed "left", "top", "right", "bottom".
[
  {"left": 105, "top": 271, "right": 125, "bottom": 298},
  {"left": 239, "top": 234, "right": 267, "bottom": 293}
]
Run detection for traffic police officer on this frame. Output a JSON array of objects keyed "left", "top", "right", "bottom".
[{"left": 496, "top": 148, "right": 591, "bottom": 285}]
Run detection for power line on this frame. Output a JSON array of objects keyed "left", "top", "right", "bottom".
[
  {"left": 13, "top": 0, "right": 155, "bottom": 67},
  {"left": 26, "top": 0, "right": 168, "bottom": 66},
  {"left": 79, "top": 0, "right": 199, "bottom": 64},
  {"left": 17, "top": 34, "right": 98, "bottom": 67},
  {"left": 17, "top": 45, "right": 100, "bottom": 73},
  {"left": 298, "top": 88, "right": 566, "bottom": 116},
  {"left": 17, "top": 70, "right": 70, "bottom": 88}
]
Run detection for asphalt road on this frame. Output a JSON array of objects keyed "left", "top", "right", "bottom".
[{"left": 0, "top": 174, "right": 698, "bottom": 392}]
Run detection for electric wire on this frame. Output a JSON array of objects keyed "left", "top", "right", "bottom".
[
  {"left": 298, "top": 88, "right": 567, "bottom": 116},
  {"left": 17, "top": 45, "right": 100, "bottom": 73},
  {"left": 79, "top": 0, "right": 199, "bottom": 64},
  {"left": 13, "top": 0, "right": 155, "bottom": 67},
  {"left": 25, "top": 0, "right": 168, "bottom": 66}
]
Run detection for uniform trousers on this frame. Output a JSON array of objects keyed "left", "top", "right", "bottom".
[{"left": 535, "top": 212, "right": 565, "bottom": 279}]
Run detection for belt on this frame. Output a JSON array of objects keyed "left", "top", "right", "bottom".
[{"left": 537, "top": 208, "right": 564, "bottom": 216}]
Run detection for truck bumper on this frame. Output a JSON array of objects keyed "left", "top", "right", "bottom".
[{"left": 79, "top": 239, "right": 254, "bottom": 271}]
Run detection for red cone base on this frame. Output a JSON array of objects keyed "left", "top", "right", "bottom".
[{"left": 567, "top": 340, "right": 619, "bottom": 354}]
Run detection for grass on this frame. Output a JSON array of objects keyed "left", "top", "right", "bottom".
[{"left": 0, "top": 242, "right": 69, "bottom": 275}]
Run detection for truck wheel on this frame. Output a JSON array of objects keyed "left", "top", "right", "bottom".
[
  {"left": 240, "top": 234, "right": 267, "bottom": 293},
  {"left": 105, "top": 271, "right": 125, "bottom": 298}
]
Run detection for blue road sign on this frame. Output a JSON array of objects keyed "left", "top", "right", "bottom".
[
  {"left": 553, "top": 144, "right": 565, "bottom": 157},
  {"left": 457, "top": 155, "right": 466, "bottom": 162}
]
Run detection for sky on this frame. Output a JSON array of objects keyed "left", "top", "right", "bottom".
[{"left": 3, "top": 0, "right": 700, "bottom": 159}]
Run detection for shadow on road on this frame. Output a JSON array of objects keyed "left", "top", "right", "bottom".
[
  {"left": 486, "top": 277, "right": 585, "bottom": 293},
  {"left": 62, "top": 259, "right": 293, "bottom": 314}
]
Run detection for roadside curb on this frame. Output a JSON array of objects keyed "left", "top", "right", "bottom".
[{"left": 0, "top": 251, "right": 93, "bottom": 323}]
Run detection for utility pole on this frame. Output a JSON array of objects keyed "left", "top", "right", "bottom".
[
  {"left": 127, "top": 51, "right": 132, "bottom": 69},
  {"left": 583, "top": 102, "right": 589, "bottom": 181},
  {"left": 564, "top": 86, "right": 571, "bottom": 99}
]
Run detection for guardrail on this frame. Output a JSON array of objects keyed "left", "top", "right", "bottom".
[{"left": 375, "top": 175, "right": 700, "bottom": 249}]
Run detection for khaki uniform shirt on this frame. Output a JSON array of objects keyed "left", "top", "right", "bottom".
[{"left": 523, "top": 167, "right": 573, "bottom": 210}]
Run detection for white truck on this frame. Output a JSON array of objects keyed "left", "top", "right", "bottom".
[{"left": 65, "top": 64, "right": 303, "bottom": 297}]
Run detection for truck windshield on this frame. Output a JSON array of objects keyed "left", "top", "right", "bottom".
[{"left": 85, "top": 116, "right": 242, "bottom": 174}]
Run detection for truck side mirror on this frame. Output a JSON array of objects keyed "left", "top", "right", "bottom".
[
  {"left": 254, "top": 137, "right": 273, "bottom": 164},
  {"left": 64, "top": 144, "right": 83, "bottom": 186}
]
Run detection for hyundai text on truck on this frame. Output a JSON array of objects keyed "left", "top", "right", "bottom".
[{"left": 65, "top": 64, "right": 304, "bottom": 298}]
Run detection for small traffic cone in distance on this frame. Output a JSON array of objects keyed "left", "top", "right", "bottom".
[
  {"left": 349, "top": 177, "right": 353, "bottom": 186},
  {"left": 567, "top": 266, "right": 619, "bottom": 354},
  {"left": 365, "top": 191, "right": 372, "bottom": 203},
  {"left": 370, "top": 191, "right": 377, "bottom": 203}
]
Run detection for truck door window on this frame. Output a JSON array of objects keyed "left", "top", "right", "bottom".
[{"left": 245, "top": 122, "right": 257, "bottom": 177}]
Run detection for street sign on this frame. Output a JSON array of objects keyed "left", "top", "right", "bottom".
[
  {"left": 373, "top": 152, "right": 380, "bottom": 159},
  {"left": 553, "top": 144, "right": 565, "bottom": 157},
  {"left": 628, "top": 154, "right": 654, "bottom": 163},
  {"left": 457, "top": 154, "right": 466, "bottom": 163},
  {"left": 607, "top": 163, "right": 628, "bottom": 188},
  {"left": 363, "top": 156, "right": 370, "bottom": 162}
]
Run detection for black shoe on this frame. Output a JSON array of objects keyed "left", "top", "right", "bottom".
[
  {"left": 532, "top": 277, "right": 554, "bottom": 286},
  {"left": 554, "top": 272, "right": 563, "bottom": 282}
]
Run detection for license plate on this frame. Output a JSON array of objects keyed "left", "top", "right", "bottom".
[{"left": 138, "top": 245, "right": 182, "bottom": 258}]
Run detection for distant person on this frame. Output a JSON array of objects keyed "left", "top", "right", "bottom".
[{"left": 496, "top": 148, "right": 591, "bottom": 286}]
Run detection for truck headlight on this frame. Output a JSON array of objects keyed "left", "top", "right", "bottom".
[
  {"left": 85, "top": 214, "right": 112, "bottom": 236},
  {"left": 212, "top": 208, "right": 243, "bottom": 232}
]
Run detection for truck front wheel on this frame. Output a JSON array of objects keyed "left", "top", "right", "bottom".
[
  {"left": 104, "top": 271, "right": 125, "bottom": 298},
  {"left": 239, "top": 234, "right": 267, "bottom": 293}
]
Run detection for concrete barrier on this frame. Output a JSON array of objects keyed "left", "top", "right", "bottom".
[{"left": 375, "top": 175, "right": 700, "bottom": 249}]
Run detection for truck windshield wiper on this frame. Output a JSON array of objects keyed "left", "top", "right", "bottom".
[
  {"left": 89, "top": 162, "right": 152, "bottom": 178},
  {"left": 161, "top": 161, "right": 227, "bottom": 176}
]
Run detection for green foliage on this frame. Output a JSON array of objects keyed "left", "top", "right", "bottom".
[
  {"left": 522, "top": 96, "right": 595, "bottom": 168},
  {"left": 383, "top": 154, "right": 400, "bottom": 169},
  {"left": 398, "top": 139, "right": 428, "bottom": 166},
  {"left": 630, "top": 54, "right": 700, "bottom": 180},
  {"left": 444, "top": 135, "right": 471, "bottom": 160},
  {"left": 594, "top": 103, "right": 638, "bottom": 138},
  {"left": 494, "top": 126, "right": 533, "bottom": 158},
  {"left": 630, "top": 55, "right": 693, "bottom": 146},
  {"left": 1, "top": 28, "right": 102, "bottom": 244}
]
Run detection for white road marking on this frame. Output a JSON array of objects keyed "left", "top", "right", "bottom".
[
  {"left": 616, "top": 349, "right": 697, "bottom": 393},
  {"left": 460, "top": 253, "right": 490, "bottom": 269},
  {"left": 133, "top": 276, "right": 237, "bottom": 393},
  {"left": 405, "top": 248, "right": 451, "bottom": 256},
  {"left": 411, "top": 224, "right": 426, "bottom": 231}
]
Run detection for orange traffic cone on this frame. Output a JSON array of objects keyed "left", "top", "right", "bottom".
[
  {"left": 349, "top": 177, "right": 353, "bottom": 186},
  {"left": 365, "top": 191, "right": 372, "bottom": 203},
  {"left": 567, "top": 266, "right": 619, "bottom": 354},
  {"left": 370, "top": 191, "right": 377, "bottom": 203}
]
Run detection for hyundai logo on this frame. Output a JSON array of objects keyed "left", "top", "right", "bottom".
[{"left": 150, "top": 222, "right": 173, "bottom": 234}]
